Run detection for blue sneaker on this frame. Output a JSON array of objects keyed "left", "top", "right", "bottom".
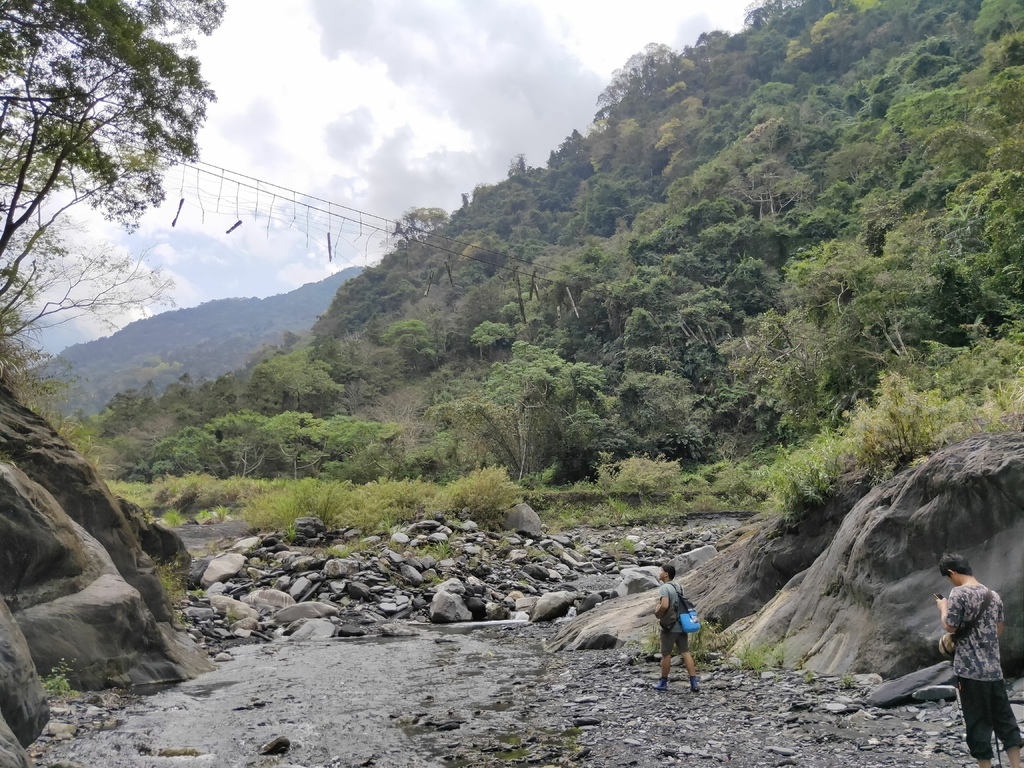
[
  {"left": 690, "top": 676, "right": 701, "bottom": 693},
  {"left": 653, "top": 679, "right": 668, "bottom": 691}
]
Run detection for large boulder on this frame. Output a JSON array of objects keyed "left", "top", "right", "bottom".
[
  {"left": 671, "top": 545, "right": 717, "bottom": 576},
  {"left": 429, "top": 591, "right": 472, "bottom": 623},
  {"left": 0, "top": 385, "right": 174, "bottom": 623},
  {"left": 679, "top": 480, "right": 869, "bottom": 627},
  {"left": 548, "top": 590, "right": 657, "bottom": 651},
  {"left": 504, "top": 503, "right": 542, "bottom": 538},
  {"left": 614, "top": 567, "right": 660, "bottom": 597},
  {"left": 0, "top": 384, "right": 212, "bottom": 691},
  {"left": 0, "top": 715, "right": 33, "bottom": 768},
  {"left": 530, "top": 591, "right": 577, "bottom": 622},
  {"left": 864, "top": 662, "right": 955, "bottom": 708},
  {"left": 0, "top": 599, "right": 47, "bottom": 749},
  {"left": 13, "top": 573, "right": 211, "bottom": 689},
  {"left": 735, "top": 433, "right": 1024, "bottom": 678}
]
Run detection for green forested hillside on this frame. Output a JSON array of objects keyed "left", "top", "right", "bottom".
[
  {"left": 87, "top": 0, "right": 1023, "bottom": 501},
  {"left": 55, "top": 268, "right": 360, "bottom": 415}
]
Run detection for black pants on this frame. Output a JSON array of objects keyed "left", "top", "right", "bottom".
[{"left": 957, "top": 677, "right": 1023, "bottom": 760}]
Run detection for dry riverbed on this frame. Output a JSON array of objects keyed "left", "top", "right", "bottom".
[{"left": 32, "top": 619, "right": 1021, "bottom": 768}]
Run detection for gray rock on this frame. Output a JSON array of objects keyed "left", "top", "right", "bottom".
[
  {"left": 912, "top": 685, "right": 957, "bottom": 702},
  {"left": 0, "top": 598, "right": 47, "bottom": 749},
  {"left": 243, "top": 589, "right": 295, "bottom": 610},
  {"left": 435, "top": 578, "right": 466, "bottom": 596},
  {"left": 615, "top": 567, "right": 661, "bottom": 597},
  {"left": 15, "top": 572, "right": 211, "bottom": 689},
  {"left": 505, "top": 503, "right": 542, "bottom": 538},
  {"left": 200, "top": 553, "right": 246, "bottom": 589},
  {"left": 671, "top": 544, "right": 717, "bottom": 575},
  {"left": 485, "top": 602, "right": 509, "bottom": 621},
  {"left": 530, "top": 591, "right": 577, "bottom": 623},
  {"left": 346, "top": 582, "right": 372, "bottom": 601},
  {"left": 274, "top": 602, "right": 340, "bottom": 625},
  {"left": 390, "top": 532, "right": 410, "bottom": 546},
  {"left": 229, "top": 536, "right": 260, "bottom": 553},
  {"left": 0, "top": 715, "right": 32, "bottom": 768},
  {"left": 574, "top": 628, "right": 621, "bottom": 650},
  {"left": 288, "top": 577, "right": 311, "bottom": 600},
  {"left": 287, "top": 619, "right": 336, "bottom": 641},
  {"left": 399, "top": 564, "right": 423, "bottom": 587},
  {"left": 736, "top": 433, "right": 1024, "bottom": 678},
  {"left": 293, "top": 516, "right": 325, "bottom": 541},
  {"left": 209, "top": 595, "right": 259, "bottom": 623},
  {"left": 578, "top": 593, "right": 604, "bottom": 614},
  {"left": 515, "top": 596, "right": 538, "bottom": 613},
  {"left": 523, "top": 564, "right": 550, "bottom": 581},
  {"left": 323, "top": 559, "right": 359, "bottom": 579},
  {"left": 864, "top": 662, "right": 956, "bottom": 708},
  {"left": 429, "top": 591, "right": 472, "bottom": 623}
]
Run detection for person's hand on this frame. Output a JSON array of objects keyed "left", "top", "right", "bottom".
[{"left": 936, "top": 596, "right": 947, "bottom": 613}]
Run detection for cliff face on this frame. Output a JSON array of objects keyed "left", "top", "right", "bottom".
[
  {"left": 736, "top": 431, "right": 1024, "bottom": 678},
  {"left": 0, "top": 383, "right": 213, "bottom": 764}
]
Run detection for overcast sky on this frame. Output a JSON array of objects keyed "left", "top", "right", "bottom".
[{"left": 44, "top": 0, "right": 751, "bottom": 351}]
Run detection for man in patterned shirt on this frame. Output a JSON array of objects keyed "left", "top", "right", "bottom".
[{"left": 936, "top": 553, "right": 1021, "bottom": 768}]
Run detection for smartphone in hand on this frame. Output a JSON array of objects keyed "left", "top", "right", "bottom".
[{"left": 933, "top": 593, "right": 944, "bottom": 600}]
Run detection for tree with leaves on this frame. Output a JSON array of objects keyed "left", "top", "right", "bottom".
[{"left": 0, "top": 0, "right": 222, "bottom": 365}]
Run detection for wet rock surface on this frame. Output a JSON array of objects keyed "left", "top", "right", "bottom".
[{"left": 31, "top": 622, "right": 1024, "bottom": 767}]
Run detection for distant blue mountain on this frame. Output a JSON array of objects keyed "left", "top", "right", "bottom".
[{"left": 53, "top": 267, "right": 361, "bottom": 414}]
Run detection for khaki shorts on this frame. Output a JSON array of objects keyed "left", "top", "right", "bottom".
[{"left": 660, "top": 629, "right": 689, "bottom": 656}]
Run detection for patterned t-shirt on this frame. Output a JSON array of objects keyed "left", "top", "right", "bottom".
[{"left": 946, "top": 584, "right": 1004, "bottom": 681}]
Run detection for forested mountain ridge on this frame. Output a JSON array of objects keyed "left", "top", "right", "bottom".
[
  {"left": 55, "top": 267, "right": 361, "bottom": 415},
  {"left": 89, "top": 0, "right": 1024, "bottom": 490}
]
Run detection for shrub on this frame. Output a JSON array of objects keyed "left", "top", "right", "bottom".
[
  {"left": 442, "top": 467, "right": 521, "bottom": 529},
  {"left": 358, "top": 478, "right": 443, "bottom": 526},
  {"left": 596, "top": 454, "right": 682, "bottom": 499},
  {"left": 846, "top": 373, "right": 972, "bottom": 480},
  {"left": 160, "top": 510, "right": 185, "bottom": 527},
  {"left": 150, "top": 474, "right": 265, "bottom": 512},
  {"left": 688, "top": 621, "right": 735, "bottom": 667},
  {"left": 243, "top": 479, "right": 360, "bottom": 532},
  {"left": 762, "top": 432, "right": 851, "bottom": 521},
  {"left": 41, "top": 660, "right": 77, "bottom": 698},
  {"left": 733, "top": 643, "right": 784, "bottom": 672}
]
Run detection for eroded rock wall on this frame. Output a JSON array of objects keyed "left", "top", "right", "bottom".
[
  {"left": 737, "top": 432, "right": 1024, "bottom": 677},
  {"left": 0, "top": 383, "right": 212, "bottom": 698}
]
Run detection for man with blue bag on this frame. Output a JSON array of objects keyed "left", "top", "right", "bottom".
[{"left": 653, "top": 563, "right": 701, "bottom": 692}]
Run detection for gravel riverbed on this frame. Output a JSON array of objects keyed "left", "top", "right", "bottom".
[{"left": 32, "top": 619, "right": 1020, "bottom": 768}]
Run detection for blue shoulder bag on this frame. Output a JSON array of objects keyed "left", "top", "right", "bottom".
[{"left": 672, "top": 584, "right": 702, "bottom": 633}]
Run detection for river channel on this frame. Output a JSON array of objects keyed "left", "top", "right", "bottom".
[{"left": 39, "top": 623, "right": 567, "bottom": 768}]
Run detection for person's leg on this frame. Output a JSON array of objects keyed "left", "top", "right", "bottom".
[
  {"left": 681, "top": 652, "right": 697, "bottom": 677},
  {"left": 989, "top": 681, "right": 1022, "bottom": 768},
  {"left": 960, "top": 678, "right": 996, "bottom": 765},
  {"left": 675, "top": 634, "right": 699, "bottom": 691},
  {"left": 655, "top": 630, "right": 674, "bottom": 689}
]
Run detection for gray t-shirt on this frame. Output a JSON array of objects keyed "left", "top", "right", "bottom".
[
  {"left": 946, "top": 584, "right": 1004, "bottom": 681},
  {"left": 658, "top": 582, "right": 684, "bottom": 632}
]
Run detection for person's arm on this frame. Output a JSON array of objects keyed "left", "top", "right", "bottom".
[
  {"left": 997, "top": 621, "right": 1004, "bottom": 637},
  {"left": 655, "top": 595, "right": 669, "bottom": 618},
  {"left": 941, "top": 591, "right": 962, "bottom": 633}
]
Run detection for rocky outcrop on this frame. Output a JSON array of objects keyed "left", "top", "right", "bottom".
[
  {"left": 0, "top": 383, "right": 212, "bottom": 693},
  {"left": 679, "top": 480, "right": 870, "bottom": 627},
  {"left": 0, "top": 599, "right": 46, "bottom": 767},
  {"left": 736, "top": 432, "right": 1024, "bottom": 678}
]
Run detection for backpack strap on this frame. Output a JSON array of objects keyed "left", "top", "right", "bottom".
[{"left": 672, "top": 583, "right": 687, "bottom": 612}]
